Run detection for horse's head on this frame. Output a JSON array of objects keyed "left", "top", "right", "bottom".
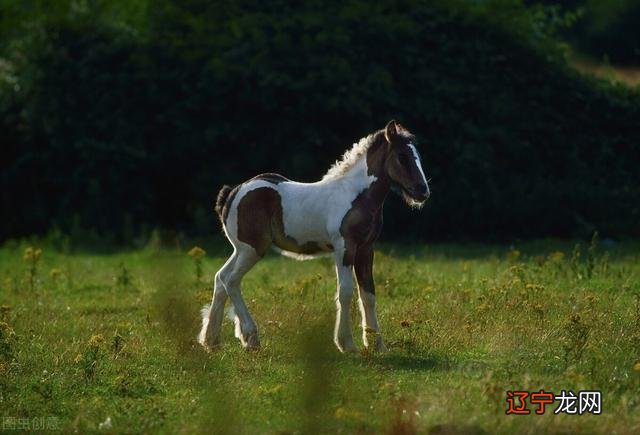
[{"left": 383, "top": 120, "right": 430, "bottom": 208}]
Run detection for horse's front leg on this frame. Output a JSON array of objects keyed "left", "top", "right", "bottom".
[
  {"left": 355, "top": 245, "right": 388, "bottom": 352},
  {"left": 333, "top": 245, "right": 357, "bottom": 353}
]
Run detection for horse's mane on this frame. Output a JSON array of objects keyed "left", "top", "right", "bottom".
[
  {"left": 322, "top": 131, "right": 382, "bottom": 180},
  {"left": 322, "top": 124, "right": 415, "bottom": 181}
]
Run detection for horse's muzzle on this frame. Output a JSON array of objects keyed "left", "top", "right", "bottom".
[{"left": 408, "top": 184, "right": 430, "bottom": 202}]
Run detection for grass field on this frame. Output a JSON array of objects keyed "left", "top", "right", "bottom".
[{"left": 1, "top": 237, "right": 639, "bottom": 433}]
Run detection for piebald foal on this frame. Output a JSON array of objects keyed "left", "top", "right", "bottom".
[{"left": 198, "top": 121, "right": 430, "bottom": 352}]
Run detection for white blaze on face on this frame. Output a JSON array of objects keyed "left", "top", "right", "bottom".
[{"left": 408, "top": 143, "right": 428, "bottom": 190}]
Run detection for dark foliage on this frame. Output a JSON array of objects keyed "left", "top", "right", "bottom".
[
  {"left": 529, "top": 0, "right": 640, "bottom": 65},
  {"left": 1, "top": 0, "right": 639, "bottom": 242},
  {"left": 573, "top": 1, "right": 640, "bottom": 65}
]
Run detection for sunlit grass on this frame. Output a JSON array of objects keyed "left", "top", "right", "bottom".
[
  {"left": 1, "top": 238, "right": 639, "bottom": 433},
  {"left": 570, "top": 52, "right": 640, "bottom": 87}
]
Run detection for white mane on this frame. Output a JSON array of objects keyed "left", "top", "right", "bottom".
[{"left": 322, "top": 133, "right": 377, "bottom": 180}]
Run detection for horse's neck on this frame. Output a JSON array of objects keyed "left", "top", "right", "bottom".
[
  {"left": 325, "top": 154, "right": 370, "bottom": 187},
  {"left": 329, "top": 154, "right": 389, "bottom": 210}
]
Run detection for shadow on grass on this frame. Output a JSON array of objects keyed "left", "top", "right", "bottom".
[
  {"left": 364, "top": 352, "right": 452, "bottom": 372},
  {"left": 80, "top": 305, "right": 141, "bottom": 316},
  {"left": 362, "top": 351, "right": 489, "bottom": 373}
]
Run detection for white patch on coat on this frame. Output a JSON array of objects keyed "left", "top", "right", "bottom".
[{"left": 278, "top": 156, "right": 376, "bottom": 248}]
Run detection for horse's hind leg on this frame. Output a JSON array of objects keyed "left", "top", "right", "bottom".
[
  {"left": 223, "top": 244, "right": 261, "bottom": 349},
  {"left": 198, "top": 257, "right": 233, "bottom": 349},
  {"left": 201, "top": 183, "right": 275, "bottom": 350}
]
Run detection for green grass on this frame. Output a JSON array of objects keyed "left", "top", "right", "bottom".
[{"left": 1, "top": 238, "right": 640, "bottom": 433}]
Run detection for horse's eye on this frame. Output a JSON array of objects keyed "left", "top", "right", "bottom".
[{"left": 398, "top": 153, "right": 411, "bottom": 165}]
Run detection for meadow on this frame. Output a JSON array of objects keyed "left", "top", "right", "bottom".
[{"left": 1, "top": 236, "right": 639, "bottom": 433}]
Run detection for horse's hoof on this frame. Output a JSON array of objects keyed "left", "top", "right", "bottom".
[
  {"left": 363, "top": 329, "right": 389, "bottom": 353},
  {"left": 206, "top": 336, "right": 222, "bottom": 347},
  {"left": 244, "top": 332, "right": 261, "bottom": 350},
  {"left": 335, "top": 339, "right": 358, "bottom": 353},
  {"left": 376, "top": 341, "right": 390, "bottom": 353},
  {"left": 198, "top": 334, "right": 222, "bottom": 352}
]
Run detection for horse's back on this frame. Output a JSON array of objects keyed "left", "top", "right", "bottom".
[
  {"left": 249, "top": 173, "right": 291, "bottom": 185},
  {"left": 223, "top": 173, "right": 333, "bottom": 256}
]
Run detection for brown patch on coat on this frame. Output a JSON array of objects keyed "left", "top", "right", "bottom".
[
  {"left": 218, "top": 173, "right": 287, "bottom": 227},
  {"left": 236, "top": 187, "right": 331, "bottom": 257},
  {"left": 236, "top": 188, "right": 278, "bottom": 256},
  {"left": 354, "top": 245, "right": 376, "bottom": 294},
  {"left": 339, "top": 133, "right": 389, "bottom": 267}
]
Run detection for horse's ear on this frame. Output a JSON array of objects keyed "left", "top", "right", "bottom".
[{"left": 384, "top": 120, "right": 398, "bottom": 143}]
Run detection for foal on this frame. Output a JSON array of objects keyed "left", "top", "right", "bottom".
[{"left": 198, "top": 120, "right": 430, "bottom": 352}]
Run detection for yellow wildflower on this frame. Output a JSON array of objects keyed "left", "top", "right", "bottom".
[
  {"left": 506, "top": 249, "right": 520, "bottom": 261},
  {"left": 187, "top": 246, "right": 206, "bottom": 259},
  {"left": 549, "top": 251, "right": 565, "bottom": 263},
  {"left": 335, "top": 407, "right": 363, "bottom": 420},
  {"left": 23, "top": 247, "right": 42, "bottom": 262},
  {"left": 49, "top": 268, "right": 63, "bottom": 279},
  {"left": 88, "top": 334, "right": 105, "bottom": 348}
]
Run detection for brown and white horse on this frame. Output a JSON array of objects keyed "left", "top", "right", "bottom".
[{"left": 198, "top": 120, "right": 430, "bottom": 352}]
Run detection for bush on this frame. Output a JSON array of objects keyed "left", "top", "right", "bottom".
[
  {"left": 1, "top": 0, "right": 639, "bottom": 242},
  {"left": 573, "top": 0, "right": 640, "bottom": 65},
  {"left": 529, "top": 0, "right": 640, "bottom": 65}
]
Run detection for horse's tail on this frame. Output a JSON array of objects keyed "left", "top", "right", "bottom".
[{"left": 214, "top": 185, "right": 234, "bottom": 222}]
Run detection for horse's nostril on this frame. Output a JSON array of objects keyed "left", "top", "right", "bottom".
[
  {"left": 420, "top": 185, "right": 431, "bottom": 200},
  {"left": 410, "top": 185, "right": 430, "bottom": 201}
]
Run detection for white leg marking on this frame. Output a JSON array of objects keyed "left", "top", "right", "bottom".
[
  {"left": 333, "top": 248, "right": 357, "bottom": 353},
  {"left": 358, "top": 290, "right": 388, "bottom": 352},
  {"left": 198, "top": 304, "right": 211, "bottom": 346}
]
